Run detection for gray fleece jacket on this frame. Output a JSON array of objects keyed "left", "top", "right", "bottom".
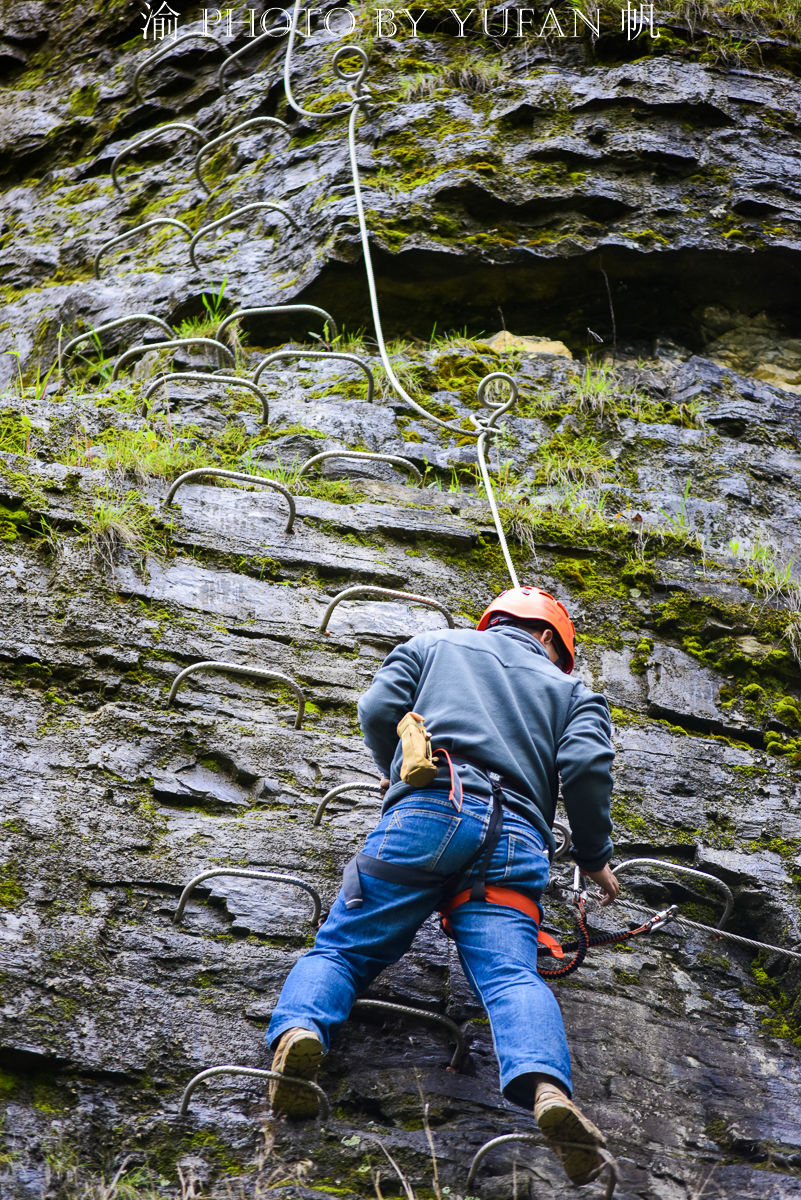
[{"left": 356, "top": 624, "right": 614, "bottom": 871}]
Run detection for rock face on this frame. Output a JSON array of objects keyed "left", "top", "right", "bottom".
[{"left": 1, "top": 4, "right": 801, "bottom": 1199}]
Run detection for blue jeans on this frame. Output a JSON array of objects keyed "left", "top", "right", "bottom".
[{"left": 266, "top": 791, "right": 572, "bottom": 1105}]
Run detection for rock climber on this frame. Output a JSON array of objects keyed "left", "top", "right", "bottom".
[{"left": 266, "top": 585, "right": 619, "bottom": 1186}]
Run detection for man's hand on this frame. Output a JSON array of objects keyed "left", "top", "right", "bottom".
[
  {"left": 582, "top": 864, "right": 619, "bottom": 906},
  {"left": 379, "top": 776, "right": 391, "bottom": 798}
]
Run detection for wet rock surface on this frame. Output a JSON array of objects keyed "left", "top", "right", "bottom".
[{"left": 2, "top": 3, "right": 801, "bottom": 1198}]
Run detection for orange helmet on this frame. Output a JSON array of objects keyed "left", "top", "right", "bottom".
[{"left": 477, "top": 586, "right": 575, "bottom": 673}]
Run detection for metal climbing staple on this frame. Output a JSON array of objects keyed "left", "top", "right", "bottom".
[
  {"left": 282, "top": 0, "right": 364, "bottom": 120},
  {"left": 173, "top": 867, "right": 322, "bottom": 926},
  {"left": 216, "top": 305, "right": 338, "bottom": 347},
  {"left": 110, "top": 123, "right": 208, "bottom": 193},
  {"left": 167, "top": 662, "right": 306, "bottom": 728},
  {"left": 141, "top": 372, "right": 271, "bottom": 423},
  {"left": 193, "top": 117, "right": 290, "bottom": 193},
  {"left": 297, "top": 451, "right": 422, "bottom": 484},
  {"left": 165, "top": 469, "right": 296, "bottom": 533},
  {"left": 57, "top": 314, "right": 174, "bottom": 377},
  {"left": 312, "top": 781, "right": 381, "bottom": 826},
  {"left": 218, "top": 25, "right": 289, "bottom": 90},
  {"left": 134, "top": 33, "right": 232, "bottom": 103},
  {"left": 318, "top": 586, "right": 455, "bottom": 636},
  {"left": 350, "top": 1000, "right": 469, "bottom": 1071},
  {"left": 94, "top": 219, "right": 193, "bottom": 279},
  {"left": 110, "top": 337, "right": 235, "bottom": 380},
  {"left": 189, "top": 202, "right": 300, "bottom": 271},
  {"left": 179, "top": 1065, "right": 329, "bottom": 1119},
  {"left": 253, "top": 349, "right": 376, "bottom": 404},
  {"left": 467, "top": 1135, "right": 619, "bottom": 1199}
]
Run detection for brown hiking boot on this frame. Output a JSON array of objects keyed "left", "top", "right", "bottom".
[
  {"left": 534, "top": 1082, "right": 607, "bottom": 1186},
  {"left": 269, "top": 1028, "right": 323, "bottom": 1118}
]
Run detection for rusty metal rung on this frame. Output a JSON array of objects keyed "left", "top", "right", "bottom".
[{"left": 172, "top": 867, "right": 321, "bottom": 926}]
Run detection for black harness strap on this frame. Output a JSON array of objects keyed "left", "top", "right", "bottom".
[{"left": 468, "top": 774, "right": 504, "bottom": 902}]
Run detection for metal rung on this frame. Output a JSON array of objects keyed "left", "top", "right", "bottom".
[
  {"left": 253, "top": 349, "right": 375, "bottom": 403},
  {"left": 319, "top": 587, "right": 455, "bottom": 636},
  {"left": 313, "top": 781, "right": 380, "bottom": 827},
  {"left": 173, "top": 867, "right": 321, "bottom": 925},
  {"left": 167, "top": 662, "right": 306, "bottom": 728},
  {"left": 94, "top": 218, "right": 193, "bottom": 279},
  {"left": 134, "top": 33, "right": 232, "bottom": 103},
  {"left": 111, "top": 123, "right": 207, "bottom": 193},
  {"left": 190, "top": 202, "right": 299, "bottom": 271},
  {"left": 216, "top": 304, "right": 338, "bottom": 346},
  {"left": 194, "top": 117, "right": 290, "bottom": 193},
  {"left": 111, "top": 337, "right": 235, "bottom": 380},
  {"left": 297, "top": 451, "right": 421, "bottom": 484},
  {"left": 179, "top": 1065, "right": 329, "bottom": 1119},
  {"left": 165, "top": 469, "right": 295, "bottom": 532},
  {"left": 58, "top": 314, "right": 174, "bottom": 376},
  {"left": 615, "top": 858, "right": 734, "bottom": 928},
  {"left": 352, "top": 999, "right": 469, "bottom": 1072},
  {"left": 219, "top": 27, "right": 288, "bottom": 90},
  {"left": 467, "top": 1135, "right": 618, "bottom": 1197},
  {"left": 142, "top": 371, "right": 270, "bottom": 422}
]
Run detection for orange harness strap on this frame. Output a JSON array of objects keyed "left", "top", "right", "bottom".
[{"left": 438, "top": 885, "right": 565, "bottom": 959}]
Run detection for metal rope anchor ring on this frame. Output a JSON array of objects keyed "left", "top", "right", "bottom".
[
  {"left": 58, "top": 314, "right": 174, "bottom": 377},
  {"left": 165, "top": 469, "right": 295, "bottom": 532},
  {"left": 193, "top": 117, "right": 290, "bottom": 192},
  {"left": 319, "top": 586, "right": 455, "bottom": 635},
  {"left": 189, "top": 202, "right": 299, "bottom": 271},
  {"left": 467, "top": 1135, "right": 618, "bottom": 1198},
  {"left": 94, "top": 218, "right": 193, "bottom": 279},
  {"left": 111, "top": 123, "right": 207, "bottom": 193},
  {"left": 253, "top": 349, "right": 375, "bottom": 403},
  {"left": 216, "top": 305, "right": 338, "bottom": 346},
  {"left": 142, "top": 372, "right": 270, "bottom": 423},
  {"left": 111, "top": 337, "right": 235, "bottom": 381},
  {"left": 352, "top": 999, "right": 469, "bottom": 1071},
  {"left": 297, "top": 451, "right": 421, "bottom": 483},
  {"left": 167, "top": 662, "right": 306, "bottom": 728},
  {"left": 313, "top": 781, "right": 381, "bottom": 826},
  {"left": 614, "top": 858, "right": 734, "bottom": 928},
  {"left": 173, "top": 867, "right": 321, "bottom": 925},
  {"left": 179, "top": 1065, "right": 329, "bottom": 1119}
]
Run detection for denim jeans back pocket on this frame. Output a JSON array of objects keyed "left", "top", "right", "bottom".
[
  {"left": 369, "top": 806, "right": 464, "bottom": 873},
  {"left": 495, "top": 827, "right": 550, "bottom": 893}
]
